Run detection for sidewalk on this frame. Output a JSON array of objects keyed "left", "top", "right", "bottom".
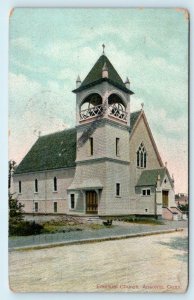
[{"left": 9, "top": 220, "right": 188, "bottom": 251}]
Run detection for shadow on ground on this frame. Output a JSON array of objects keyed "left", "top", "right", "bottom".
[{"left": 157, "top": 236, "right": 188, "bottom": 262}]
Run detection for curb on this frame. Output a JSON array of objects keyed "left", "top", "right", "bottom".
[{"left": 9, "top": 228, "right": 184, "bottom": 252}]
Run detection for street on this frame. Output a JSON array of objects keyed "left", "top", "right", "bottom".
[{"left": 9, "top": 229, "right": 188, "bottom": 293}]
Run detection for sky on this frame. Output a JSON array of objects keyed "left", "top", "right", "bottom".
[{"left": 9, "top": 8, "right": 188, "bottom": 193}]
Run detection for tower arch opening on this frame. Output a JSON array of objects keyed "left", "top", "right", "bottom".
[
  {"left": 108, "top": 93, "right": 128, "bottom": 122},
  {"left": 80, "top": 93, "right": 103, "bottom": 121}
]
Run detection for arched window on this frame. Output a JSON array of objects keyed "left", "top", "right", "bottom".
[
  {"left": 54, "top": 177, "right": 57, "bottom": 192},
  {"left": 137, "top": 143, "right": 147, "bottom": 168}
]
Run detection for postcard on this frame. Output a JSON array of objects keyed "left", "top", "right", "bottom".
[{"left": 9, "top": 8, "right": 189, "bottom": 293}]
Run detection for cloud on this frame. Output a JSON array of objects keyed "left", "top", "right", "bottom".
[
  {"left": 9, "top": 72, "right": 75, "bottom": 163},
  {"left": 9, "top": 73, "right": 42, "bottom": 116},
  {"left": 146, "top": 107, "right": 188, "bottom": 139},
  {"left": 153, "top": 131, "right": 188, "bottom": 193},
  {"left": 11, "top": 37, "right": 34, "bottom": 51}
]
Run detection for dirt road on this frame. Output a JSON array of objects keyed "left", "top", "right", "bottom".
[{"left": 9, "top": 229, "right": 188, "bottom": 293}]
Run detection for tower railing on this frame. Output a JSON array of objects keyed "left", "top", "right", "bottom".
[
  {"left": 80, "top": 104, "right": 104, "bottom": 120},
  {"left": 108, "top": 105, "right": 128, "bottom": 121},
  {"left": 80, "top": 104, "right": 128, "bottom": 122}
]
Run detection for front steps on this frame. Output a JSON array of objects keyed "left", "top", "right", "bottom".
[{"left": 162, "top": 206, "right": 183, "bottom": 220}]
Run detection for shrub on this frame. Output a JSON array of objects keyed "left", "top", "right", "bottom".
[
  {"left": 9, "top": 192, "right": 24, "bottom": 223},
  {"left": 9, "top": 221, "right": 43, "bottom": 236}
]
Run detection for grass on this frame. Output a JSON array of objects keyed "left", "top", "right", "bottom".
[
  {"left": 88, "top": 224, "right": 105, "bottom": 230},
  {"left": 42, "top": 224, "right": 83, "bottom": 234},
  {"left": 41, "top": 220, "right": 106, "bottom": 234},
  {"left": 122, "top": 217, "right": 164, "bottom": 225},
  {"left": 103, "top": 216, "right": 164, "bottom": 225}
]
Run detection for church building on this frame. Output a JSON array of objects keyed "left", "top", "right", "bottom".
[{"left": 13, "top": 47, "right": 182, "bottom": 220}]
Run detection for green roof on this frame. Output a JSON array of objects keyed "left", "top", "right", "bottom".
[
  {"left": 136, "top": 168, "right": 166, "bottom": 187},
  {"left": 73, "top": 54, "right": 134, "bottom": 94},
  {"left": 15, "top": 111, "right": 142, "bottom": 175},
  {"left": 130, "top": 110, "right": 141, "bottom": 131},
  {"left": 15, "top": 128, "right": 76, "bottom": 174}
]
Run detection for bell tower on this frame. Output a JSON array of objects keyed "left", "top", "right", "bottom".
[{"left": 68, "top": 46, "right": 134, "bottom": 216}]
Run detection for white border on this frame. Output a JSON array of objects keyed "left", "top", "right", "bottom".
[{"left": 0, "top": 1, "right": 193, "bottom": 299}]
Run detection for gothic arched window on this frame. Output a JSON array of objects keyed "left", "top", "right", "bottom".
[{"left": 137, "top": 143, "right": 147, "bottom": 168}]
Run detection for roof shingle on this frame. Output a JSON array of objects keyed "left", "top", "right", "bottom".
[
  {"left": 136, "top": 168, "right": 166, "bottom": 187},
  {"left": 130, "top": 110, "right": 141, "bottom": 131},
  {"left": 73, "top": 54, "right": 134, "bottom": 94},
  {"left": 14, "top": 128, "right": 76, "bottom": 174},
  {"left": 15, "top": 111, "right": 143, "bottom": 175}
]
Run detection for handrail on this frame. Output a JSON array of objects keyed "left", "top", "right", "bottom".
[
  {"left": 80, "top": 104, "right": 104, "bottom": 120},
  {"left": 80, "top": 104, "right": 128, "bottom": 122},
  {"left": 108, "top": 105, "right": 128, "bottom": 121}
]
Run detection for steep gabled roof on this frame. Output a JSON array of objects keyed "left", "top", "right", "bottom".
[
  {"left": 130, "top": 110, "right": 142, "bottom": 132},
  {"left": 14, "top": 128, "right": 76, "bottom": 175},
  {"left": 129, "top": 110, "right": 164, "bottom": 167},
  {"left": 73, "top": 54, "right": 134, "bottom": 94},
  {"left": 136, "top": 168, "right": 166, "bottom": 187}
]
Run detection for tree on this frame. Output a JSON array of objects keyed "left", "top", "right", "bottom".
[
  {"left": 8, "top": 160, "right": 17, "bottom": 189},
  {"left": 9, "top": 192, "right": 24, "bottom": 223},
  {"left": 178, "top": 203, "right": 189, "bottom": 217}
]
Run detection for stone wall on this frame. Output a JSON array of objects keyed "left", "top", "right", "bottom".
[
  {"left": 129, "top": 115, "right": 162, "bottom": 199},
  {"left": 13, "top": 168, "right": 75, "bottom": 214}
]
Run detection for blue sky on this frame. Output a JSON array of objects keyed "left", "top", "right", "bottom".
[{"left": 9, "top": 8, "right": 188, "bottom": 193}]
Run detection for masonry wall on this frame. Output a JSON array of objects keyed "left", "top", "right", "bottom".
[
  {"left": 76, "top": 120, "right": 130, "bottom": 163},
  {"left": 103, "top": 161, "right": 130, "bottom": 215},
  {"left": 67, "top": 161, "right": 106, "bottom": 214},
  {"left": 13, "top": 168, "right": 75, "bottom": 214},
  {"left": 129, "top": 116, "right": 162, "bottom": 199},
  {"left": 161, "top": 175, "right": 176, "bottom": 208},
  {"left": 70, "top": 119, "right": 131, "bottom": 215},
  {"left": 131, "top": 185, "right": 156, "bottom": 215}
]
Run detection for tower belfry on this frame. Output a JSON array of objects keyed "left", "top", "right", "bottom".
[
  {"left": 73, "top": 48, "right": 134, "bottom": 127},
  {"left": 68, "top": 48, "right": 134, "bottom": 215}
]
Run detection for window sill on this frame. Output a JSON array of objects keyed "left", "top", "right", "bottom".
[
  {"left": 141, "top": 195, "right": 151, "bottom": 197},
  {"left": 34, "top": 192, "right": 39, "bottom": 194},
  {"left": 53, "top": 191, "right": 58, "bottom": 193},
  {"left": 115, "top": 195, "right": 121, "bottom": 198},
  {"left": 137, "top": 166, "right": 146, "bottom": 169}
]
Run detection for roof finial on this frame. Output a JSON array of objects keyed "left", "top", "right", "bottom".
[
  {"left": 76, "top": 74, "right": 81, "bottom": 88},
  {"left": 141, "top": 102, "right": 144, "bottom": 110},
  {"left": 76, "top": 74, "right": 81, "bottom": 82},
  {"left": 102, "top": 44, "right": 105, "bottom": 55},
  {"left": 165, "top": 161, "right": 167, "bottom": 168}
]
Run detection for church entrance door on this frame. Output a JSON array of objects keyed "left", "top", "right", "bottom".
[
  {"left": 162, "top": 190, "right": 169, "bottom": 207},
  {"left": 86, "top": 191, "right": 98, "bottom": 214}
]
